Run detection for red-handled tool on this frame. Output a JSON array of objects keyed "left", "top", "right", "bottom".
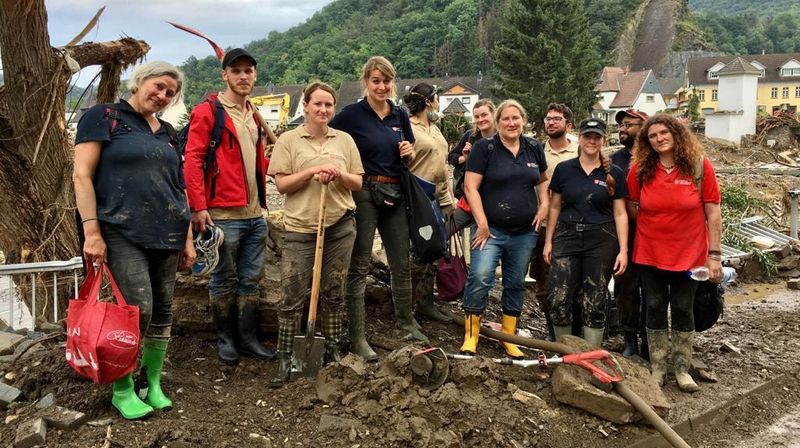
[{"left": 538, "top": 350, "right": 624, "bottom": 390}]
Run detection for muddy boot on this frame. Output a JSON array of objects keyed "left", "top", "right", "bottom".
[
  {"left": 582, "top": 326, "right": 604, "bottom": 348},
  {"left": 416, "top": 292, "right": 453, "bottom": 323},
  {"left": 236, "top": 295, "right": 277, "bottom": 360},
  {"left": 211, "top": 294, "right": 239, "bottom": 365},
  {"left": 346, "top": 295, "right": 378, "bottom": 362},
  {"left": 622, "top": 331, "right": 638, "bottom": 358},
  {"left": 673, "top": 330, "right": 700, "bottom": 393},
  {"left": 544, "top": 314, "right": 556, "bottom": 342},
  {"left": 139, "top": 338, "right": 172, "bottom": 410},
  {"left": 112, "top": 373, "right": 153, "bottom": 420},
  {"left": 395, "top": 295, "right": 428, "bottom": 342},
  {"left": 646, "top": 328, "right": 670, "bottom": 387},
  {"left": 321, "top": 306, "right": 344, "bottom": 364},
  {"left": 553, "top": 324, "right": 572, "bottom": 343},
  {"left": 639, "top": 332, "right": 650, "bottom": 361},
  {"left": 500, "top": 315, "right": 525, "bottom": 359},
  {"left": 460, "top": 313, "right": 481, "bottom": 354},
  {"left": 270, "top": 313, "right": 298, "bottom": 388}
]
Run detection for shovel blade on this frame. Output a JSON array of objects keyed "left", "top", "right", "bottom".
[{"left": 290, "top": 334, "right": 326, "bottom": 379}]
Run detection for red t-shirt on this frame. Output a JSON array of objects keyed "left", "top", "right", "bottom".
[{"left": 626, "top": 157, "right": 720, "bottom": 271}]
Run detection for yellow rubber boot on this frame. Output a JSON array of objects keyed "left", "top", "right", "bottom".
[
  {"left": 501, "top": 315, "right": 525, "bottom": 359},
  {"left": 460, "top": 314, "right": 481, "bottom": 354}
]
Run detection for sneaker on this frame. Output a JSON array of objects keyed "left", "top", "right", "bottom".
[{"left": 192, "top": 225, "right": 224, "bottom": 276}]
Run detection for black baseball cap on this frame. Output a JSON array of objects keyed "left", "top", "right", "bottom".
[
  {"left": 222, "top": 48, "right": 257, "bottom": 68},
  {"left": 579, "top": 118, "right": 607, "bottom": 136}
]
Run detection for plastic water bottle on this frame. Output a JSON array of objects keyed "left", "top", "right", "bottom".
[{"left": 688, "top": 266, "right": 737, "bottom": 284}]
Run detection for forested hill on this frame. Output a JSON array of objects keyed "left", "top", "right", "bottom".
[
  {"left": 179, "top": 0, "right": 640, "bottom": 106},
  {"left": 689, "top": 0, "right": 797, "bottom": 16}
]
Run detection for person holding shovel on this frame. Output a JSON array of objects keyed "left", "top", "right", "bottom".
[
  {"left": 73, "top": 61, "right": 193, "bottom": 419},
  {"left": 268, "top": 82, "right": 364, "bottom": 387}
]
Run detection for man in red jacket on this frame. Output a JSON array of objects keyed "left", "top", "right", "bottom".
[{"left": 184, "top": 48, "right": 275, "bottom": 364}]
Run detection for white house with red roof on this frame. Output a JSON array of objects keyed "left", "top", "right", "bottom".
[{"left": 593, "top": 67, "right": 666, "bottom": 123}]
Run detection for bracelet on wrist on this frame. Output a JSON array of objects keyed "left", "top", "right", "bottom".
[
  {"left": 81, "top": 217, "right": 98, "bottom": 224},
  {"left": 708, "top": 249, "right": 722, "bottom": 255},
  {"left": 708, "top": 254, "right": 722, "bottom": 261}
]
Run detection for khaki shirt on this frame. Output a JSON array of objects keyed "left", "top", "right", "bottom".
[
  {"left": 268, "top": 126, "right": 364, "bottom": 233},
  {"left": 408, "top": 117, "right": 452, "bottom": 207},
  {"left": 543, "top": 139, "right": 579, "bottom": 179},
  {"left": 209, "top": 94, "right": 262, "bottom": 220}
]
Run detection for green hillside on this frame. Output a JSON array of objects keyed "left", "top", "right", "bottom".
[
  {"left": 180, "top": 0, "right": 640, "bottom": 107},
  {"left": 689, "top": 0, "right": 798, "bottom": 17}
]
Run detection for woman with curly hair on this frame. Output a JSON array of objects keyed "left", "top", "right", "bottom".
[{"left": 626, "top": 114, "right": 722, "bottom": 393}]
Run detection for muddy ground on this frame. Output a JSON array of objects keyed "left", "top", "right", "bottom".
[{"left": 1, "top": 280, "right": 799, "bottom": 448}]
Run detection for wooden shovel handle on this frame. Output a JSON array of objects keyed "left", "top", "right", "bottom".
[{"left": 307, "top": 183, "right": 327, "bottom": 328}]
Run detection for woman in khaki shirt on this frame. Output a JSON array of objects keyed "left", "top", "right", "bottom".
[
  {"left": 267, "top": 82, "right": 364, "bottom": 387},
  {"left": 404, "top": 82, "right": 454, "bottom": 323}
]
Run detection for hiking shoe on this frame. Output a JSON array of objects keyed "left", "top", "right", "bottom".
[{"left": 192, "top": 225, "right": 224, "bottom": 276}]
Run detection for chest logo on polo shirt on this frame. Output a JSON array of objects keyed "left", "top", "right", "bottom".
[
  {"left": 526, "top": 162, "right": 538, "bottom": 168},
  {"left": 674, "top": 179, "right": 692, "bottom": 186},
  {"left": 391, "top": 126, "right": 401, "bottom": 133},
  {"left": 594, "top": 179, "right": 607, "bottom": 187}
]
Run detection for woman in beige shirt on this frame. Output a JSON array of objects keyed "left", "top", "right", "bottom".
[
  {"left": 404, "top": 82, "right": 454, "bottom": 323},
  {"left": 267, "top": 82, "right": 364, "bottom": 387}
]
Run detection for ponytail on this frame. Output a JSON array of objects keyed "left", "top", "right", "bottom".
[{"left": 599, "top": 151, "right": 616, "bottom": 196}]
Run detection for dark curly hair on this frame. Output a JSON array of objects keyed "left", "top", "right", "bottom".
[
  {"left": 633, "top": 114, "right": 705, "bottom": 185},
  {"left": 403, "top": 82, "right": 437, "bottom": 115}
]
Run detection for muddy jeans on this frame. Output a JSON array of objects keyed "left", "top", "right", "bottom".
[
  {"left": 210, "top": 217, "right": 267, "bottom": 299},
  {"left": 280, "top": 213, "right": 356, "bottom": 313},
  {"left": 102, "top": 224, "right": 179, "bottom": 338},
  {"left": 639, "top": 266, "right": 698, "bottom": 332},
  {"left": 548, "top": 222, "right": 618, "bottom": 329},
  {"left": 346, "top": 183, "right": 412, "bottom": 312},
  {"left": 463, "top": 226, "right": 537, "bottom": 317},
  {"left": 614, "top": 221, "right": 645, "bottom": 332}
]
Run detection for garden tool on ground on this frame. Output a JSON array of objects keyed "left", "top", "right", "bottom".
[{"left": 290, "top": 183, "right": 328, "bottom": 379}]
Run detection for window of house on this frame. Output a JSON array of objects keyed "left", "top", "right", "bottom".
[
  {"left": 698, "top": 90, "right": 705, "bottom": 101},
  {"left": 783, "top": 87, "right": 790, "bottom": 98},
  {"left": 646, "top": 95, "right": 654, "bottom": 102},
  {"left": 712, "top": 89, "right": 718, "bottom": 101},
  {"left": 759, "top": 69, "right": 765, "bottom": 77},
  {"left": 708, "top": 71, "right": 718, "bottom": 80},
  {"left": 781, "top": 68, "right": 800, "bottom": 77},
  {"left": 796, "top": 86, "right": 800, "bottom": 98},
  {"left": 462, "top": 97, "right": 471, "bottom": 104},
  {"left": 771, "top": 87, "right": 778, "bottom": 99}
]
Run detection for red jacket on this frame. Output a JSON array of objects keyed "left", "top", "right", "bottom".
[{"left": 184, "top": 94, "right": 268, "bottom": 212}]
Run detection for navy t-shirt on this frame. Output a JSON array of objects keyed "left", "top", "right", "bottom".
[
  {"left": 75, "top": 100, "right": 190, "bottom": 250},
  {"left": 329, "top": 98, "right": 415, "bottom": 177},
  {"left": 466, "top": 135, "right": 547, "bottom": 235},
  {"left": 549, "top": 157, "right": 628, "bottom": 225},
  {"left": 610, "top": 148, "right": 633, "bottom": 195}
]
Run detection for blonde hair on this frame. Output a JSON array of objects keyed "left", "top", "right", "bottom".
[
  {"left": 360, "top": 56, "right": 397, "bottom": 99},
  {"left": 127, "top": 61, "right": 184, "bottom": 106},
  {"left": 495, "top": 99, "right": 528, "bottom": 124}
]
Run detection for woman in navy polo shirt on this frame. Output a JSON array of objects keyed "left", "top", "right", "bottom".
[
  {"left": 543, "top": 118, "right": 628, "bottom": 349},
  {"left": 73, "top": 61, "right": 193, "bottom": 420},
  {"left": 330, "top": 56, "right": 425, "bottom": 362},
  {"left": 460, "top": 100, "right": 549, "bottom": 358}
]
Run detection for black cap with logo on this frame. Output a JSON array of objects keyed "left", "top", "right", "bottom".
[
  {"left": 579, "top": 118, "right": 607, "bottom": 136},
  {"left": 222, "top": 48, "right": 257, "bottom": 68}
]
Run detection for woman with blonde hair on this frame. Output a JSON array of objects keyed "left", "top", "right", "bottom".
[
  {"left": 626, "top": 113, "right": 722, "bottom": 392},
  {"left": 73, "top": 61, "right": 193, "bottom": 419},
  {"left": 330, "top": 56, "right": 424, "bottom": 361}
]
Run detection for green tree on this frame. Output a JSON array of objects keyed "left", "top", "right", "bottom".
[
  {"left": 686, "top": 91, "right": 700, "bottom": 122},
  {"left": 492, "top": 0, "right": 602, "bottom": 128}
]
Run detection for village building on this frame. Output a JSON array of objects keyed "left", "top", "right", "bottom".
[
  {"left": 704, "top": 57, "right": 760, "bottom": 145},
  {"left": 593, "top": 67, "right": 667, "bottom": 123},
  {"left": 687, "top": 52, "right": 800, "bottom": 116}
]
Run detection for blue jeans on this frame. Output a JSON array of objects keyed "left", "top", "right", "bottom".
[
  {"left": 210, "top": 218, "right": 267, "bottom": 298},
  {"left": 102, "top": 224, "right": 179, "bottom": 338},
  {"left": 463, "top": 226, "right": 537, "bottom": 317}
]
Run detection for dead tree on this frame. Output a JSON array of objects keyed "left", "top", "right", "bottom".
[{"left": 0, "top": 1, "right": 149, "bottom": 265}]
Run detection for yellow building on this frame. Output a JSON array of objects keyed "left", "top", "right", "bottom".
[{"left": 687, "top": 53, "right": 800, "bottom": 116}]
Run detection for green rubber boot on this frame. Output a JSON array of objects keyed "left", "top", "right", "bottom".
[
  {"left": 394, "top": 294, "right": 428, "bottom": 342},
  {"left": 346, "top": 295, "right": 378, "bottom": 362},
  {"left": 112, "top": 373, "right": 153, "bottom": 420},
  {"left": 139, "top": 338, "right": 172, "bottom": 410}
]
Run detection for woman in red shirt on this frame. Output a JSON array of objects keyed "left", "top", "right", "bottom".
[{"left": 626, "top": 114, "right": 722, "bottom": 393}]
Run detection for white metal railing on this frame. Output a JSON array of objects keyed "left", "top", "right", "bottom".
[{"left": 0, "top": 256, "right": 83, "bottom": 331}]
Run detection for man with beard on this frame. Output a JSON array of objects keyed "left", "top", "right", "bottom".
[
  {"left": 531, "top": 103, "right": 579, "bottom": 341},
  {"left": 611, "top": 108, "right": 648, "bottom": 357},
  {"left": 184, "top": 48, "right": 277, "bottom": 365}
]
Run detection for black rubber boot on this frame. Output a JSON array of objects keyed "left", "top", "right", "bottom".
[
  {"left": 416, "top": 293, "right": 453, "bottom": 323},
  {"left": 544, "top": 314, "right": 556, "bottom": 342},
  {"left": 270, "top": 354, "right": 292, "bottom": 388},
  {"left": 211, "top": 295, "right": 239, "bottom": 365},
  {"left": 622, "top": 331, "right": 639, "bottom": 358},
  {"left": 236, "top": 295, "right": 277, "bottom": 360}
]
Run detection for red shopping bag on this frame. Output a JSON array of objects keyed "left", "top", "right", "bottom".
[
  {"left": 65, "top": 263, "right": 140, "bottom": 384},
  {"left": 436, "top": 215, "right": 468, "bottom": 301}
]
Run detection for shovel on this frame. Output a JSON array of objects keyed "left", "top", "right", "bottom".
[{"left": 290, "top": 182, "right": 328, "bottom": 379}]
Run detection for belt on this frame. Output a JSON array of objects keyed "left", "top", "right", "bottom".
[
  {"left": 560, "top": 222, "right": 612, "bottom": 232},
  {"left": 365, "top": 175, "right": 401, "bottom": 184}
]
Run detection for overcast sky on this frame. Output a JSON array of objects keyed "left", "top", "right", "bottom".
[{"left": 45, "top": 0, "right": 333, "bottom": 72}]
